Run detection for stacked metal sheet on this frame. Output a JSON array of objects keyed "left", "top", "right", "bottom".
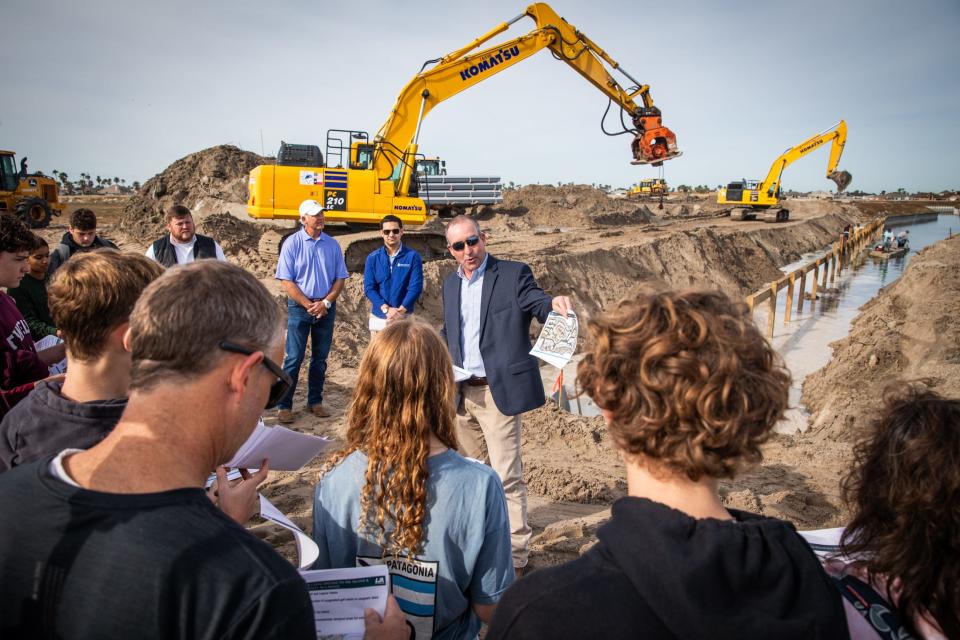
[{"left": 417, "top": 175, "right": 503, "bottom": 206}]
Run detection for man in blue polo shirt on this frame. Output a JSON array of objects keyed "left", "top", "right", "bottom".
[
  {"left": 363, "top": 215, "right": 424, "bottom": 334},
  {"left": 274, "top": 200, "right": 349, "bottom": 423}
]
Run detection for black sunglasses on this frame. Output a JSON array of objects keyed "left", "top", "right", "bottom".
[
  {"left": 382, "top": 228, "right": 402, "bottom": 236},
  {"left": 218, "top": 341, "right": 292, "bottom": 410},
  {"left": 449, "top": 235, "right": 480, "bottom": 252}
]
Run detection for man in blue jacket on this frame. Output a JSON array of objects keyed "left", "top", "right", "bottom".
[{"left": 363, "top": 215, "right": 423, "bottom": 333}]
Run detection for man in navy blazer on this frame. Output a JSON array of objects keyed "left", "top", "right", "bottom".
[{"left": 441, "top": 215, "right": 573, "bottom": 572}]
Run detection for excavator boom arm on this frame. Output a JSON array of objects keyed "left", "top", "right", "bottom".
[
  {"left": 761, "top": 120, "right": 850, "bottom": 195},
  {"left": 374, "top": 3, "right": 679, "bottom": 192}
]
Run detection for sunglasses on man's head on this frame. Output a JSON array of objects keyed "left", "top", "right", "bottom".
[
  {"left": 449, "top": 235, "right": 480, "bottom": 252},
  {"left": 218, "top": 341, "right": 292, "bottom": 410},
  {"left": 382, "top": 229, "right": 402, "bottom": 236}
]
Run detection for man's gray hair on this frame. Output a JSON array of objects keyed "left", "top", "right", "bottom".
[
  {"left": 445, "top": 215, "right": 481, "bottom": 241},
  {"left": 129, "top": 261, "right": 282, "bottom": 390}
]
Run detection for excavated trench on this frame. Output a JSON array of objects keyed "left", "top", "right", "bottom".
[{"left": 325, "top": 209, "right": 856, "bottom": 373}]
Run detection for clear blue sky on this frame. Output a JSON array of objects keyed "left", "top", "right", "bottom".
[{"left": 3, "top": 0, "right": 958, "bottom": 192}]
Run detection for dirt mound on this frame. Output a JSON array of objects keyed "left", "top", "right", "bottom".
[
  {"left": 802, "top": 234, "right": 960, "bottom": 441},
  {"left": 118, "top": 145, "right": 269, "bottom": 242},
  {"left": 475, "top": 184, "right": 653, "bottom": 231},
  {"left": 197, "top": 214, "right": 278, "bottom": 278}
]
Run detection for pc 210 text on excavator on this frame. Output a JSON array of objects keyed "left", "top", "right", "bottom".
[{"left": 246, "top": 3, "right": 681, "bottom": 227}]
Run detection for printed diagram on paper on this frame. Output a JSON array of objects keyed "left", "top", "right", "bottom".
[{"left": 530, "top": 311, "right": 578, "bottom": 369}]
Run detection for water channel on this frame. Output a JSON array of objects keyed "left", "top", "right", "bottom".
[{"left": 545, "top": 212, "right": 959, "bottom": 425}]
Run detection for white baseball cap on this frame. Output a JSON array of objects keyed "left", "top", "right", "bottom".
[{"left": 299, "top": 199, "right": 325, "bottom": 216}]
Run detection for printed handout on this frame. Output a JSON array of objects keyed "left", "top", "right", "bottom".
[
  {"left": 300, "top": 565, "right": 390, "bottom": 639},
  {"left": 799, "top": 527, "right": 846, "bottom": 560},
  {"left": 259, "top": 494, "right": 320, "bottom": 570},
  {"left": 226, "top": 420, "right": 333, "bottom": 471},
  {"left": 35, "top": 335, "right": 67, "bottom": 374},
  {"left": 530, "top": 311, "right": 579, "bottom": 369}
]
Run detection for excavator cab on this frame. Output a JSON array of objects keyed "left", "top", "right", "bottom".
[
  {"left": 0, "top": 153, "right": 19, "bottom": 192},
  {"left": 416, "top": 158, "right": 446, "bottom": 177},
  {"left": 351, "top": 142, "right": 374, "bottom": 170}
]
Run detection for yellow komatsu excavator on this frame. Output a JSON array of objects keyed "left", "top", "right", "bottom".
[
  {"left": 247, "top": 3, "right": 681, "bottom": 225},
  {"left": 717, "top": 121, "right": 851, "bottom": 222}
]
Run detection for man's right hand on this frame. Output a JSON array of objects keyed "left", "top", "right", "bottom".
[
  {"left": 212, "top": 460, "right": 270, "bottom": 524},
  {"left": 306, "top": 300, "right": 328, "bottom": 318},
  {"left": 363, "top": 596, "right": 411, "bottom": 640}
]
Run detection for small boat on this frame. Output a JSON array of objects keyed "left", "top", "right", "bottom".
[{"left": 869, "top": 245, "right": 908, "bottom": 259}]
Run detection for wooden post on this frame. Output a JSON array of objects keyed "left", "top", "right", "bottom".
[
  {"left": 797, "top": 270, "right": 807, "bottom": 313},
  {"left": 766, "top": 282, "right": 777, "bottom": 338},
  {"left": 746, "top": 295, "right": 754, "bottom": 313},
  {"left": 822, "top": 257, "right": 830, "bottom": 289},
  {"left": 811, "top": 263, "right": 819, "bottom": 300},
  {"left": 830, "top": 251, "right": 837, "bottom": 284},
  {"left": 784, "top": 273, "right": 795, "bottom": 324}
]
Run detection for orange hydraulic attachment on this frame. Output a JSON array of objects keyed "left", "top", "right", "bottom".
[{"left": 631, "top": 107, "right": 679, "bottom": 165}]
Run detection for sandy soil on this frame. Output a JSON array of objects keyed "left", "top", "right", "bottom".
[{"left": 51, "top": 146, "right": 954, "bottom": 569}]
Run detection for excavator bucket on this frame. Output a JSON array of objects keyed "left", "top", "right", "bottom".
[
  {"left": 828, "top": 169, "right": 852, "bottom": 193},
  {"left": 630, "top": 107, "right": 682, "bottom": 166}
]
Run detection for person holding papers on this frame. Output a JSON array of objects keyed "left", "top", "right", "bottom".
[
  {"left": 364, "top": 214, "right": 423, "bottom": 334},
  {"left": 313, "top": 318, "right": 515, "bottom": 639},
  {"left": 0, "top": 262, "right": 315, "bottom": 637},
  {"left": 440, "top": 214, "right": 573, "bottom": 574},
  {"left": 0, "top": 214, "right": 66, "bottom": 415},
  {"left": 487, "top": 289, "right": 847, "bottom": 639}
]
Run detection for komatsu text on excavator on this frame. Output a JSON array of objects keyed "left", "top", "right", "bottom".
[
  {"left": 247, "top": 3, "right": 681, "bottom": 226},
  {"left": 717, "top": 121, "right": 851, "bottom": 222}
]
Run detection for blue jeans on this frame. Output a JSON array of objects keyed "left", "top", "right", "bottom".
[{"left": 278, "top": 300, "right": 336, "bottom": 409}]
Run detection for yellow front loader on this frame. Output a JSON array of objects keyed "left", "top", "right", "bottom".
[
  {"left": 717, "top": 121, "right": 851, "bottom": 222},
  {"left": 628, "top": 178, "right": 666, "bottom": 198},
  {"left": 247, "top": 3, "right": 681, "bottom": 226},
  {"left": 0, "top": 151, "right": 63, "bottom": 228}
]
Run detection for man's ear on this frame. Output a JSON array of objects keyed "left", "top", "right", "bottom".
[
  {"left": 227, "top": 351, "right": 262, "bottom": 398},
  {"left": 122, "top": 326, "right": 133, "bottom": 352},
  {"left": 112, "top": 322, "right": 131, "bottom": 352}
]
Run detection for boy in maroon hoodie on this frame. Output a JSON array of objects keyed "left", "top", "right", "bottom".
[{"left": 0, "top": 214, "right": 66, "bottom": 414}]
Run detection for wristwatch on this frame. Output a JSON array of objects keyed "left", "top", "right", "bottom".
[
  {"left": 322, "top": 299, "right": 332, "bottom": 309},
  {"left": 381, "top": 304, "right": 389, "bottom": 314}
]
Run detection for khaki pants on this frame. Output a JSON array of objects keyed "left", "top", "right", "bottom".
[{"left": 456, "top": 384, "right": 530, "bottom": 568}]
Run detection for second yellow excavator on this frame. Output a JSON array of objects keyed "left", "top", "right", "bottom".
[
  {"left": 717, "top": 121, "right": 851, "bottom": 222},
  {"left": 247, "top": 3, "right": 681, "bottom": 226}
]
